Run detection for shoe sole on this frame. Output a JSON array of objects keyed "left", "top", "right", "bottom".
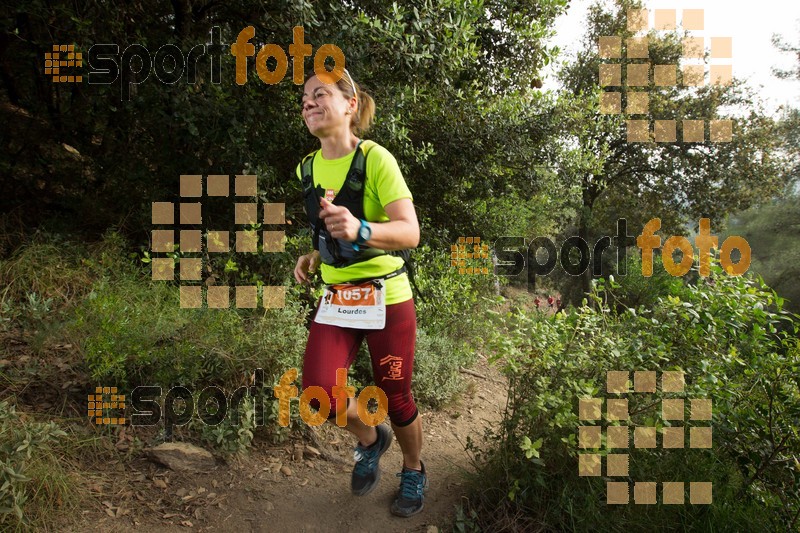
[
  {"left": 352, "top": 425, "right": 393, "bottom": 497},
  {"left": 390, "top": 501, "right": 424, "bottom": 518},
  {"left": 391, "top": 470, "right": 429, "bottom": 517}
]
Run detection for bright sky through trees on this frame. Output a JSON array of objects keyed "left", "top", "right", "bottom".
[{"left": 546, "top": 0, "right": 800, "bottom": 113}]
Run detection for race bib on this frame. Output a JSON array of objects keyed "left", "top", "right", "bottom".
[{"left": 314, "top": 280, "right": 386, "bottom": 329}]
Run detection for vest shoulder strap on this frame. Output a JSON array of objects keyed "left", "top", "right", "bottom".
[
  {"left": 301, "top": 150, "right": 318, "bottom": 187},
  {"left": 301, "top": 140, "right": 376, "bottom": 185},
  {"left": 359, "top": 141, "right": 377, "bottom": 178},
  {"left": 358, "top": 139, "right": 378, "bottom": 158}
]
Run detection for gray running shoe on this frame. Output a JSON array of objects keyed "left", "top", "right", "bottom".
[
  {"left": 351, "top": 424, "right": 392, "bottom": 496},
  {"left": 391, "top": 461, "right": 428, "bottom": 517}
]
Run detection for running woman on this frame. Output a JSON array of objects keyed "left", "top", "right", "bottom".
[{"left": 293, "top": 68, "right": 427, "bottom": 517}]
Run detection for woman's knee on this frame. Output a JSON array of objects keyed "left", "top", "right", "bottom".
[{"left": 386, "top": 392, "right": 418, "bottom": 427}]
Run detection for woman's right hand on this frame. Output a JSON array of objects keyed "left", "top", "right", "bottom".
[{"left": 294, "top": 250, "right": 321, "bottom": 284}]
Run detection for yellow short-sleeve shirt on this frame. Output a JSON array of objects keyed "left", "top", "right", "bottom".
[{"left": 296, "top": 141, "right": 414, "bottom": 305}]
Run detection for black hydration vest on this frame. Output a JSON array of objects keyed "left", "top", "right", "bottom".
[
  {"left": 300, "top": 140, "right": 425, "bottom": 300},
  {"left": 301, "top": 140, "right": 409, "bottom": 268}
]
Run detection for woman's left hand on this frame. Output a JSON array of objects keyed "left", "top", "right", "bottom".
[{"left": 319, "top": 197, "right": 359, "bottom": 242}]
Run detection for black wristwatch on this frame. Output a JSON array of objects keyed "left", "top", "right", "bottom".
[{"left": 353, "top": 219, "right": 372, "bottom": 251}]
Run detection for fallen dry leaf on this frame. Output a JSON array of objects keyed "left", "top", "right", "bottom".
[{"left": 304, "top": 446, "right": 321, "bottom": 457}]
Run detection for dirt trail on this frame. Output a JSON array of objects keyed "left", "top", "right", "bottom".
[{"left": 65, "top": 358, "right": 507, "bottom": 533}]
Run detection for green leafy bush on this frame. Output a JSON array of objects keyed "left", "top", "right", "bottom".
[
  {"left": 66, "top": 273, "right": 309, "bottom": 389},
  {"left": 600, "top": 253, "right": 685, "bottom": 311},
  {"left": 413, "top": 244, "right": 498, "bottom": 337},
  {"left": 411, "top": 328, "right": 472, "bottom": 407},
  {"left": 189, "top": 394, "right": 257, "bottom": 455},
  {"left": 4, "top": 230, "right": 498, "bottom": 457},
  {"left": 470, "top": 265, "right": 800, "bottom": 531},
  {"left": 0, "top": 401, "right": 67, "bottom": 527}
]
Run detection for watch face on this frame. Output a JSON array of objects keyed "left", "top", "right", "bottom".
[{"left": 359, "top": 226, "right": 369, "bottom": 239}]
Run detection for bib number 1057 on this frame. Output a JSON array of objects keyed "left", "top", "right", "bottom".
[
  {"left": 339, "top": 288, "right": 371, "bottom": 301},
  {"left": 315, "top": 281, "right": 386, "bottom": 329}
]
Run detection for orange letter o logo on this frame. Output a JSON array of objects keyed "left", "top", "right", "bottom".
[
  {"left": 720, "top": 236, "right": 751, "bottom": 276},
  {"left": 256, "top": 44, "right": 288, "bottom": 84},
  {"left": 356, "top": 386, "right": 388, "bottom": 427},
  {"left": 314, "top": 44, "right": 345, "bottom": 85},
  {"left": 662, "top": 236, "right": 694, "bottom": 276},
  {"left": 299, "top": 386, "right": 330, "bottom": 426}
]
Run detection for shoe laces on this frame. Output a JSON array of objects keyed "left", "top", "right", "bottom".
[
  {"left": 353, "top": 442, "right": 380, "bottom": 477},
  {"left": 396, "top": 468, "right": 425, "bottom": 500}
]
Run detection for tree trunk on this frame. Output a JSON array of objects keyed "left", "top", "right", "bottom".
[
  {"left": 580, "top": 175, "right": 595, "bottom": 306},
  {"left": 578, "top": 210, "right": 592, "bottom": 303}
]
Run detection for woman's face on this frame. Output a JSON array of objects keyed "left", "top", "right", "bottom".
[{"left": 301, "top": 75, "right": 354, "bottom": 137}]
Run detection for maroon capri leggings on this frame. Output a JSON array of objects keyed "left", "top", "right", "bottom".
[{"left": 302, "top": 297, "right": 419, "bottom": 427}]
